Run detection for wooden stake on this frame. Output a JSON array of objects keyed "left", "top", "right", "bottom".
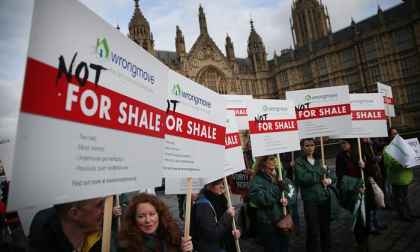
[
  {"left": 101, "top": 196, "right": 113, "bottom": 252},
  {"left": 183, "top": 177, "right": 193, "bottom": 239},
  {"left": 320, "top": 137, "right": 326, "bottom": 169},
  {"left": 357, "top": 138, "right": 366, "bottom": 184},
  {"left": 388, "top": 117, "right": 392, "bottom": 128},
  {"left": 276, "top": 154, "right": 287, "bottom": 216},
  {"left": 223, "top": 177, "right": 241, "bottom": 252},
  {"left": 115, "top": 194, "right": 121, "bottom": 232}
]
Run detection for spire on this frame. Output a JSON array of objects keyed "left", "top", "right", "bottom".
[
  {"left": 176, "top": 25, "right": 186, "bottom": 57},
  {"left": 128, "top": 0, "right": 154, "bottom": 54},
  {"left": 199, "top": 4, "right": 208, "bottom": 35},
  {"left": 247, "top": 19, "right": 268, "bottom": 72},
  {"left": 225, "top": 33, "right": 235, "bottom": 61}
]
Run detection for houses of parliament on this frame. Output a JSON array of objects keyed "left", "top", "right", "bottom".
[{"left": 126, "top": 0, "right": 420, "bottom": 131}]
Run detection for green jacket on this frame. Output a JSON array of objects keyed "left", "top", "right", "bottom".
[
  {"left": 295, "top": 156, "right": 332, "bottom": 203},
  {"left": 384, "top": 152, "right": 413, "bottom": 186},
  {"left": 248, "top": 171, "right": 295, "bottom": 230}
]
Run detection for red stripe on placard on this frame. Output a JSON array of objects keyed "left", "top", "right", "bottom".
[
  {"left": 227, "top": 108, "right": 248, "bottom": 116},
  {"left": 21, "top": 58, "right": 165, "bottom": 138},
  {"left": 249, "top": 119, "right": 298, "bottom": 134},
  {"left": 164, "top": 111, "right": 225, "bottom": 145},
  {"left": 383, "top": 97, "right": 394, "bottom": 105},
  {"left": 225, "top": 132, "right": 241, "bottom": 149},
  {"left": 351, "top": 110, "right": 386, "bottom": 120},
  {"left": 295, "top": 104, "right": 351, "bottom": 120}
]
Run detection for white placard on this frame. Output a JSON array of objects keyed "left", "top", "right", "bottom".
[
  {"left": 248, "top": 99, "right": 300, "bottom": 157},
  {"left": 405, "top": 138, "right": 420, "bottom": 168},
  {"left": 163, "top": 70, "right": 225, "bottom": 178},
  {"left": 332, "top": 93, "right": 388, "bottom": 138},
  {"left": 385, "top": 135, "right": 416, "bottom": 167},
  {"left": 286, "top": 86, "right": 351, "bottom": 138},
  {"left": 223, "top": 95, "right": 252, "bottom": 130},
  {"left": 224, "top": 110, "right": 246, "bottom": 177},
  {"left": 377, "top": 82, "right": 395, "bottom": 117},
  {"left": 9, "top": 0, "right": 167, "bottom": 210}
]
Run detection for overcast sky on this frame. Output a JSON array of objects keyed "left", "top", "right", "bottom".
[{"left": 0, "top": 0, "right": 402, "bottom": 139}]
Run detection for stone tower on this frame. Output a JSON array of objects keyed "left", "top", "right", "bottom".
[
  {"left": 247, "top": 20, "right": 268, "bottom": 73},
  {"left": 128, "top": 0, "right": 154, "bottom": 54},
  {"left": 291, "top": 0, "right": 331, "bottom": 48}
]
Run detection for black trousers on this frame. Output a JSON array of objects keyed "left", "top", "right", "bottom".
[
  {"left": 392, "top": 184, "right": 411, "bottom": 218},
  {"left": 303, "top": 200, "right": 331, "bottom": 252}
]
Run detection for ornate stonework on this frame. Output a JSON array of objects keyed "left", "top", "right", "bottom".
[{"left": 128, "top": 0, "right": 420, "bottom": 131}]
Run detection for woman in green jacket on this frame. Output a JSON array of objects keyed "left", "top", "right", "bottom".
[
  {"left": 295, "top": 138, "right": 333, "bottom": 252},
  {"left": 249, "top": 155, "right": 294, "bottom": 252}
]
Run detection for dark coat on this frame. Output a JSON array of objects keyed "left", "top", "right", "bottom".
[
  {"left": 28, "top": 207, "right": 101, "bottom": 252},
  {"left": 191, "top": 191, "right": 233, "bottom": 252}
]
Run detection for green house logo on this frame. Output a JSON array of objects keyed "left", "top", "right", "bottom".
[
  {"left": 96, "top": 38, "right": 110, "bottom": 59},
  {"left": 304, "top": 95, "right": 312, "bottom": 102},
  {"left": 172, "top": 83, "right": 182, "bottom": 96}
]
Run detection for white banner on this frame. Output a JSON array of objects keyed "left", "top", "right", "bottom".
[
  {"left": 286, "top": 86, "right": 351, "bottom": 138},
  {"left": 385, "top": 135, "right": 416, "bottom": 167},
  {"left": 377, "top": 82, "right": 395, "bottom": 117},
  {"left": 223, "top": 95, "right": 252, "bottom": 130},
  {"left": 248, "top": 99, "right": 300, "bottom": 157},
  {"left": 405, "top": 138, "right": 420, "bottom": 168},
  {"left": 9, "top": 0, "right": 167, "bottom": 210},
  {"left": 332, "top": 93, "right": 388, "bottom": 139},
  {"left": 163, "top": 70, "right": 225, "bottom": 178}
]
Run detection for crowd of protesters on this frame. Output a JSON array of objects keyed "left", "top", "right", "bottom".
[{"left": 0, "top": 128, "right": 419, "bottom": 252}]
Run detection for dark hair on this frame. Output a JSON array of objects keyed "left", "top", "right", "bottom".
[
  {"left": 119, "top": 193, "right": 180, "bottom": 251},
  {"left": 300, "top": 138, "right": 315, "bottom": 147},
  {"left": 54, "top": 198, "right": 95, "bottom": 218},
  {"left": 253, "top": 155, "right": 277, "bottom": 174}
]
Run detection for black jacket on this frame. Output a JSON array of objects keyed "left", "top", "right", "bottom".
[
  {"left": 191, "top": 190, "right": 234, "bottom": 252},
  {"left": 28, "top": 207, "right": 101, "bottom": 252}
]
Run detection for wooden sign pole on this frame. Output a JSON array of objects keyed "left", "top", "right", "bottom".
[
  {"left": 223, "top": 177, "right": 241, "bottom": 252},
  {"left": 101, "top": 196, "right": 114, "bottom": 252},
  {"left": 183, "top": 177, "right": 193, "bottom": 239}
]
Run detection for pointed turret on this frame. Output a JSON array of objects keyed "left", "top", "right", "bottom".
[
  {"left": 199, "top": 5, "right": 208, "bottom": 35},
  {"left": 176, "top": 25, "right": 186, "bottom": 57},
  {"left": 225, "top": 34, "right": 235, "bottom": 62},
  {"left": 128, "top": 0, "right": 154, "bottom": 54},
  {"left": 247, "top": 19, "right": 268, "bottom": 72}
]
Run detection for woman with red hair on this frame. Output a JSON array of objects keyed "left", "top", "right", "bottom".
[{"left": 118, "top": 193, "right": 193, "bottom": 252}]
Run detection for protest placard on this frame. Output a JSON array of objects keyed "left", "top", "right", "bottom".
[
  {"left": 223, "top": 95, "right": 252, "bottom": 130},
  {"left": 9, "top": 0, "right": 167, "bottom": 210},
  {"left": 286, "top": 86, "right": 351, "bottom": 138},
  {"left": 405, "top": 138, "right": 420, "bottom": 167},
  {"left": 377, "top": 82, "right": 395, "bottom": 117},
  {"left": 163, "top": 70, "right": 225, "bottom": 179},
  {"left": 332, "top": 93, "right": 387, "bottom": 139},
  {"left": 248, "top": 99, "right": 300, "bottom": 157},
  {"left": 385, "top": 135, "right": 416, "bottom": 167}
]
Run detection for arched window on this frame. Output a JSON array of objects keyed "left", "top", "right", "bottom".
[{"left": 197, "top": 66, "right": 228, "bottom": 94}]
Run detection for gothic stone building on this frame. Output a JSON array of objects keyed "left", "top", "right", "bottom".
[{"left": 128, "top": 0, "right": 420, "bottom": 131}]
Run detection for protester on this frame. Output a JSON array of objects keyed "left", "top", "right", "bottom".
[
  {"left": 248, "top": 155, "right": 294, "bottom": 252},
  {"left": 361, "top": 138, "right": 387, "bottom": 233},
  {"left": 282, "top": 151, "right": 300, "bottom": 233},
  {"left": 28, "top": 197, "right": 105, "bottom": 252},
  {"left": 191, "top": 179, "right": 240, "bottom": 252},
  {"left": 336, "top": 140, "right": 370, "bottom": 251},
  {"left": 384, "top": 128, "right": 418, "bottom": 221},
  {"left": 119, "top": 193, "right": 193, "bottom": 252},
  {"left": 295, "top": 138, "right": 335, "bottom": 252}
]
